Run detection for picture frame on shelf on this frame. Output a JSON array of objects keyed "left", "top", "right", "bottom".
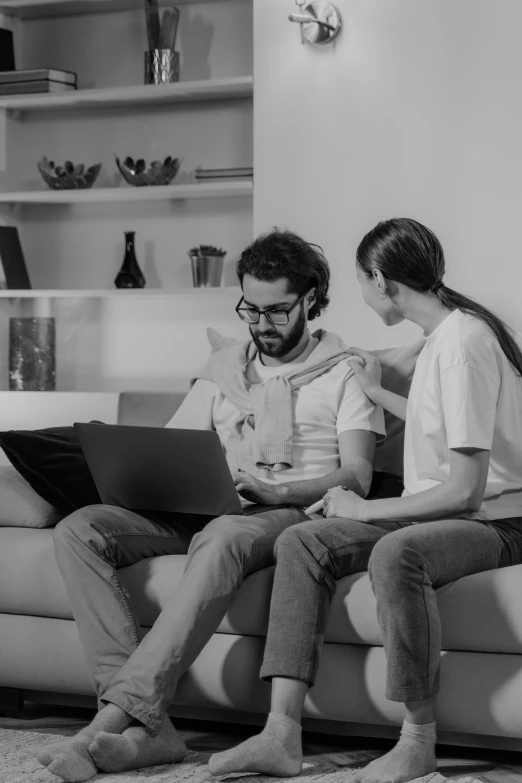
[
  {"left": 0, "top": 29, "right": 15, "bottom": 72},
  {"left": 0, "top": 227, "right": 32, "bottom": 289}
]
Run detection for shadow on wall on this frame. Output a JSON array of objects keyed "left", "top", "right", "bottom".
[
  {"left": 180, "top": 14, "right": 214, "bottom": 81},
  {"left": 56, "top": 299, "right": 105, "bottom": 391},
  {"left": 143, "top": 239, "right": 163, "bottom": 289}
]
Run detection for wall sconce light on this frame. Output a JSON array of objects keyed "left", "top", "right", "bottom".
[{"left": 289, "top": 0, "right": 342, "bottom": 45}]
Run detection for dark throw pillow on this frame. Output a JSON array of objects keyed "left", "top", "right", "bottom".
[{"left": 0, "top": 425, "right": 101, "bottom": 514}]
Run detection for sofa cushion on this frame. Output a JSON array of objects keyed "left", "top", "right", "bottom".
[
  {"left": 0, "top": 466, "right": 63, "bottom": 528},
  {"left": 0, "top": 529, "right": 72, "bottom": 618},
  {"left": 3, "top": 527, "right": 522, "bottom": 655},
  {"left": 118, "top": 392, "right": 186, "bottom": 428},
  {"left": 0, "top": 426, "right": 102, "bottom": 514}
]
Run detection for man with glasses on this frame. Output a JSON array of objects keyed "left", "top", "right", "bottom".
[{"left": 40, "top": 229, "right": 385, "bottom": 781}]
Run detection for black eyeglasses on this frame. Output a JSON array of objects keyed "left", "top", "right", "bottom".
[{"left": 235, "top": 292, "right": 306, "bottom": 325}]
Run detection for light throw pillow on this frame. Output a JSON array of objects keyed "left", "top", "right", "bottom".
[{"left": 0, "top": 465, "right": 63, "bottom": 528}]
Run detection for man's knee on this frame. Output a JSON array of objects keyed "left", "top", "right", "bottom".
[
  {"left": 189, "top": 514, "right": 251, "bottom": 555},
  {"left": 54, "top": 504, "right": 113, "bottom": 552}
]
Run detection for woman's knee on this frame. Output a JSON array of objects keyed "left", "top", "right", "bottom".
[
  {"left": 369, "top": 530, "right": 419, "bottom": 588},
  {"left": 274, "top": 521, "right": 322, "bottom": 562}
]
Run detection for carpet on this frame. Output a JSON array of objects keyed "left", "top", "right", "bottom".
[{"left": 0, "top": 729, "right": 486, "bottom": 783}]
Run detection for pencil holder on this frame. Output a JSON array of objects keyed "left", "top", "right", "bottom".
[{"left": 144, "top": 49, "right": 180, "bottom": 84}]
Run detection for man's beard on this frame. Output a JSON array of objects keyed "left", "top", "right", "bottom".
[{"left": 250, "top": 305, "right": 307, "bottom": 359}]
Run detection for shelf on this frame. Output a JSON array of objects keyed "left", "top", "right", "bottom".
[
  {"left": 0, "top": 77, "right": 253, "bottom": 114},
  {"left": 0, "top": 180, "right": 253, "bottom": 205},
  {"left": 0, "top": 287, "right": 241, "bottom": 298},
  {"left": 0, "top": 0, "right": 213, "bottom": 18}
]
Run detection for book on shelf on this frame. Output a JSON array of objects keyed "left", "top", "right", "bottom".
[
  {"left": 195, "top": 166, "right": 253, "bottom": 180},
  {"left": 0, "top": 80, "right": 77, "bottom": 95},
  {"left": 0, "top": 68, "right": 77, "bottom": 86},
  {"left": 0, "top": 227, "right": 31, "bottom": 290}
]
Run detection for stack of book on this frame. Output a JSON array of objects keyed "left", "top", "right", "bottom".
[
  {"left": 195, "top": 167, "right": 254, "bottom": 182},
  {"left": 0, "top": 69, "right": 77, "bottom": 96}
]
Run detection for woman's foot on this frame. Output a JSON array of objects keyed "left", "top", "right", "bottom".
[
  {"left": 208, "top": 713, "right": 302, "bottom": 777},
  {"left": 89, "top": 717, "right": 187, "bottom": 772},
  {"left": 353, "top": 721, "right": 437, "bottom": 783},
  {"left": 36, "top": 703, "right": 132, "bottom": 782}
]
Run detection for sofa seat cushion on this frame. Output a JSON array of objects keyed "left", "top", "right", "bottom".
[
  {"left": 0, "top": 528, "right": 73, "bottom": 619},
  {"left": 125, "top": 556, "right": 522, "bottom": 655},
  {"left": 324, "top": 566, "right": 522, "bottom": 653},
  {"left": 3, "top": 528, "right": 522, "bottom": 655}
]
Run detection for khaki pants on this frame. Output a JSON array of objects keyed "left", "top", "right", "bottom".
[{"left": 54, "top": 503, "right": 307, "bottom": 733}]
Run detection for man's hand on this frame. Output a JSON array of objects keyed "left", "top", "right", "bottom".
[
  {"left": 233, "top": 470, "right": 286, "bottom": 506},
  {"left": 323, "top": 486, "right": 368, "bottom": 522}
]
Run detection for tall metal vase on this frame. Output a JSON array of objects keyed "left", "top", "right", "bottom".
[
  {"left": 115, "top": 231, "right": 146, "bottom": 289},
  {"left": 9, "top": 317, "right": 56, "bottom": 391}
]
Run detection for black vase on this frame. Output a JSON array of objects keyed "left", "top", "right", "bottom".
[{"left": 115, "top": 231, "right": 146, "bottom": 289}]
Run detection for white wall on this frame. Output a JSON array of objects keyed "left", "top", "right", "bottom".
[
  {"left": 2, "top": 1, "right": 521, "bottom": 390},
  {"left": 254, "top": 0, "right": 522, "bottom": 349}
]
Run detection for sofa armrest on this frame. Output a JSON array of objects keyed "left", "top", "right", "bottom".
[{"left": 0, "top": 392, "right": 120, "bottom": 467}]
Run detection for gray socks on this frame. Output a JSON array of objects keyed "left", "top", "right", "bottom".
[
  {"left": 353, "top": 720, "right": 437, "bottom": 783},
  {"left": 36, "top": 703, "right": 132, "bottom": 782},
  {"left": 208, "top": 712, "right": 303, "bottom": 777},
  {"left": 89, "top": 717, "right": 187, "bottom": 772}
]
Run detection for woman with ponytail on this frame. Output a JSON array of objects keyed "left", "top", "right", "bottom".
[{"left": 208, "top": 219, "right": 522, "bottom": 783}]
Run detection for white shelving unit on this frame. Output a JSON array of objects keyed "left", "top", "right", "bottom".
[
  {"left": 0, "top": 0, "right": 253, "bottom": 391},
  {"left": 0, "top": 287, "right": 241, "bottom": 298},
  {"left": 0, "top": 0, "right": 212, "bottom": 18},
  {"left": 0, "top": 181, "right": 253, "bottom": 206},
  {"left": 0, "top": 77, "right": 253, "bottom": 114}
]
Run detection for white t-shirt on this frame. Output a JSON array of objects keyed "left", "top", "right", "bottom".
[
  {"left": 404, "top": 309, "right": 522, "bottom": 520},
  {"left": 166, "top": 336, "right": 385, "bottom": 484}
]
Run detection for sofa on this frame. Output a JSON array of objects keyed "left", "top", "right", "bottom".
[{"left": 1, "top": 347, "right": 522, "bottom": 753}]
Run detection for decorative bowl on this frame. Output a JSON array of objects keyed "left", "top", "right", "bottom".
[
  {"left": 115, "top": 155, "right": 181, "bottom": 187},
  {"left": 37, "top": 157, "right": 102, "bottom": 190}
]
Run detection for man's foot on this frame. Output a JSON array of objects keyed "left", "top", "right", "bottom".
[
  {"left": 353, "top": 721, "right": 437, "bottom": 783},
  {"left": 89, "top": 717, "right": 187, "bottom": 772},
  {"left": 36, "top": 703, "right": 132, "bottom": 782},
  {"left": 208, "top": 713, "right": 302, "bottom": 777}
]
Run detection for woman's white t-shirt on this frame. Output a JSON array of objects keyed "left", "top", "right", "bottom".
[{"left": 403, "top": 309, "right": 522, "bottom": 520}]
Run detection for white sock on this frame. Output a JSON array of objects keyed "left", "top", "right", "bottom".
[
  {"left": 401, "top": 719, "right": 437, "bottom": 745},
  {"left": 352, "top": 719, "right": 437, "bottom": 783}
]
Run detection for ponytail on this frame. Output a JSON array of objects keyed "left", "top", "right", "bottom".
[{"left": 436, "top": 285, "right": 522, "bottom": 377}]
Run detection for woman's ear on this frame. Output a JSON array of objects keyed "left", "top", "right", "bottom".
[{"left": 372, "top": 269, "right": 386, "bottom": 294}]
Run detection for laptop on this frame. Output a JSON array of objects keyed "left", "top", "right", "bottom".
[{"left": 74, "top": 422, "right": 246, "bottom": 517}]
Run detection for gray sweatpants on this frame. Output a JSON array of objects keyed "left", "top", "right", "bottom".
[{"left": 54, "top": 503, "right": 307, "bottom": 733}]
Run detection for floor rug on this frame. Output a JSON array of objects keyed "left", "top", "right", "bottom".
[{"left": 0, "top": 728, "right": 486, "bottom": 783}]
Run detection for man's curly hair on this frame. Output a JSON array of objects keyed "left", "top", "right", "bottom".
[{"left": 236, "top": 228, "right": 330, "bottom": 320}]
